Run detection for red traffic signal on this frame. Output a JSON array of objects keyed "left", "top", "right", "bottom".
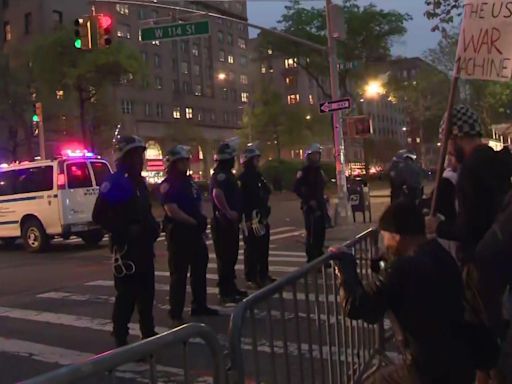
[
  {"left": 97, "top": 15, "right": 112, "bottom": 30},
  {"left": 97, "top": 14, "right": 113, "bottom": 48}
]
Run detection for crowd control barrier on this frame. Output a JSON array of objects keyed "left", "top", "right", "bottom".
[
  {"left": 21, "top": 323, "right": 227, "bottom": 384},
  {"left": 228, "top": 228, "right": 389, "bottom": 384}
]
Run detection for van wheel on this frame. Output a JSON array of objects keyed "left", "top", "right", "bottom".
[
  {"left": 22, "top": 219, "right": 49, "bottom": 253},
  {"left": 80, "top": 230, "right": 104, "bottom": 247}
]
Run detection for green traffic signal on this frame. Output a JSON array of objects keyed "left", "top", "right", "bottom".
[
  {"left": 74, "top": 38, "right": 82, "bottom": 49},
  {"left": 32, "top": 114, "right": 39, "bottom": 123}
]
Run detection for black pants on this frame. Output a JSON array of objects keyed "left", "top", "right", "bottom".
[
  {"left": 166, "top": 225, "right": 208, "bottom": 320},
  {"left": 211, "top": 216, "right": 239, "bottom": 296},
  {"left": 243, "top": 222, "right": 270, "bottom": 282},
  {"left": 303, "top": 206, "right": 326, "bottom": 262},
  {"left": 112, "top": 261, "right": 155, "bottom": 343}
]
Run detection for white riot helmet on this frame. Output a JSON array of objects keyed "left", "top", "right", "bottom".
[
  {"left": 240, "top": 144, "right": 261, "bottom": 164},
  {"left": 113, "top": 135, "right": 146, "bottom": 161},
  {"left": 305, "top": 143, "right": 322, "bottom": 158},
  {"left": 165, "top": 145, "right": 191, "bottom": 166}
]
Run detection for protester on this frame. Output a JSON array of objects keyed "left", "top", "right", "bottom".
[
  {"left": 335, "top": 201, "right": 474, "bottom": 383},
  {"left": 92, "top": 135, "right": 159, "bottom": 348}
]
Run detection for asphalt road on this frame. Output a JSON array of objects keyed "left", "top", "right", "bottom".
[{"left": 0, "top": 194, "right": 389, "bottom": 383}]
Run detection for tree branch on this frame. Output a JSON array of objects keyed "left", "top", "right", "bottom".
[{"left": 296, "top": 61, "right": 331, "bottom": 99}]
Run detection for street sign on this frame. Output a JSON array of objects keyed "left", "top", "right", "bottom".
[
  {"left": 319, "top": 97, "right": 352, "bottom": 114},
  {"left": 140, "top": 20, "right": 210, "bottom": 42}
]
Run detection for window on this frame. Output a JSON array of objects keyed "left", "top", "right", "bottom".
[
  {"left": 3, "top": 22, "right": 11, "bottom": 42},
  {"left": 0, "top": 171, "right": 14, "bottom": 196},
  {"left": 238, "top": 23, "right": 245, "bottom": 32},
  {"left": 91, "top": 162, "right": 111, "bottom": 187},
  {"left": 193, "top": 64, "right": 200, "bottom": 76},
  {"left": 141, "top": 51, "right": 147, "bottom": 63},
  {"left": 192, "top": 43, "right": 199, "bottom": 56},
  {"left": 287, "top": 94, "right": 300, "bottom": 104},
  {"left": 284, "top": 58, "right": 298, "bottom": 68},
  {"left": 210, "top": 111, "right": 216, "bottom": 122},
  {"left": 154, "top": 54, "right": 161, "bottom": 68},
  {"left": 197, "top": 109, "right": 203, "bottom": 121},
  {"left": 173, "top": 107, "right": 181, "bottom": 119},
  {"left": 171, "top": 58, "right": 177, "bottom": 70},
  {"left": 241, "top": 92, "right": 249, "bottom": 103},
  {"left": 14, "top": 166, "right": 54, "bottom": 194},
  {"left": 151, "top": 10, "right": 158, "bottom": 19},
  {"left": 138, "top": 9, "right": 146, "bottom": 20},
  {"left": 121, "top": 99, "right": 133, "bottom": 114},
  {"left": 144, "top": 103, "right": 152, "bottom": 117},
  {"left": 260, "top": 64, "right": 266, "bottom": 74},
  {"left": 194, "top": 85, "right": 202, "bottom": 96},
  {"left": 185, "top": 107, "right": 193, "bottom": 119},
  {"left": 52, "top": 10, "right": 63, "bottom": 27},
  {"left": 172, "top": 80, "right": 179, "bottom": 92},
  {"left": 238, "top": 38, "right": 246, "bottom": 49},
  {"left": 180, "top": 40, "right": 189, "bottom": 53},
  {"left": 116, "top": 4, "right": 129, "bottom": 15},
  {"left": 155, "top": 76, "right": 163, "bottom": 89},
  {"left": 117, "top": 23, "right": 131, "bottom": 39},
  {"left": 223, "top": 111, "right": 229, "bottom": 124},
  {"left": 230, "top": 88, "right": 238, "bottom": 102},
  {"left": 309, "top": 94, "right": 314, "bottom": 105},
  {"left": 240, "top": 55, "right": 248, "bottom": 67},
  {"left": 181, "top": 61, "right": 189, "bottom": 74},
  {"left": 285, "top": 76, "right": 296, "bottom": 87},
  {"left": 24, "top": 12, "right": 32, "bottom": 34},
  {"left": 227, "top": 33, "right": 233, "bottom": 46},
  {"left": 156, "top": 103, "right": 164, "bottom": 118},
  {"left": 227, "top": 55, "right": 234, "bottom": 64},
  {"left": 219, "top": 50, "right": 225, "bottom": 62},
  {"left": 240, "top": 74, "right": 248, "bottom": 84},
  {"left": 66, "top": 162, "right": 92, "bottom": 189},
  {"left": 183, "top": 81, "right": 191, "bottom": 94},
  {"left": 217, "top": 31, "right": 224, "bottom": 44},
  {"left": 222, "top": 88, "right": 228, "bottom": 100},
  {"left": 56, "top": 90, "right": 64, "bottom": 100},
  {"left": 267, "top": 48, "right": 273, "bottom": 55}
]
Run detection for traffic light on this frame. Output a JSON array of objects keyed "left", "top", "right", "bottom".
[
  {"left": 32, "top": 102, "right": 43, "bottom": 136},
  {"left": 96, "top": 14, "right": 113, "bottom": 49},
  {"left": 74, "top": 17, "right": 92, "bottom": 49}
]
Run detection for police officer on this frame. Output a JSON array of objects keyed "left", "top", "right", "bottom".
[
  {"left": 210, "top": 142, "right": 247, "bottom": 304},
  {"left": 389, "top": 150, "right": 423, "bottom": 204},
  {"left": 92, "top": 135, "right": 160, "bottom": 348},
  {"left": 239, "top": 145, "right": 275, "bottom": 289},
  {"left": 293, "top": 143, "right": 327, "bottom": 262},
  {"left": 160, "top": 145, "right": 219, "bottom": 324}
]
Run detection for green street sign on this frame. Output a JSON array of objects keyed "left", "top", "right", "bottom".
[{"left": 140, "top": 20, "right": 210, "bottom": 42}]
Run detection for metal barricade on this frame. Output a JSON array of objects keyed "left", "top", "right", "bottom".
[
  {"left": 22, "top": 323, "right": 227, "bottom": 384},
  {"left": 228, "top": 228, "right": 385, "bottom": 384}
]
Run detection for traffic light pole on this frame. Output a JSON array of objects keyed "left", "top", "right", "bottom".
[
  {"left": 39, "top": 121, "right": 46, "bottom": 160},
  {"left": 325, "top": 0, "right": 349, "bottom": 221}
]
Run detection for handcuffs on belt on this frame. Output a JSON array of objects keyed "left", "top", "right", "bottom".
[{"left": 112, "top": 245, "right": 135, "bottom": 277}]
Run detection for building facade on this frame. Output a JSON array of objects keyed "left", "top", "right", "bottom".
[{"left": 0, "top": 0, "right": 249, "bottom": 179}]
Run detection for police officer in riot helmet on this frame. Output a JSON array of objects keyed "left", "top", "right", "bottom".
[
  {"left": 161, "top": 145, "right": 219, "bottom": 325},
  {"left": 239, "top": 144, "right": 276, "bottom": 289},
  {"left": 210, "top": 142, "right": 247, "bottom": 304},
  {"left": 92, "top": 135, "right": 160, "bottom": 348},
  {"left": 293, "top": 143, "right": 328, "bottom": 262}
]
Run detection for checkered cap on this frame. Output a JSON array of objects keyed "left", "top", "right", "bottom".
[{"left": 450, "top": 105, "right": 483, "bottom": 138}]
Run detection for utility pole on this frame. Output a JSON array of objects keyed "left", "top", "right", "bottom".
[{"left": 325, "top": 0, "right": 349, "bottom": 220}]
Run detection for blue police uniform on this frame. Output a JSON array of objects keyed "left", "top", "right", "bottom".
[
  {"left": 92, "top": 169, "right": 160, "bottom": 346},
  {"left": 210, "top": 165, "right": 242, "bottom": 299},
  {"left": 161, "top": 171, "right": 208, "bottom": 320}
]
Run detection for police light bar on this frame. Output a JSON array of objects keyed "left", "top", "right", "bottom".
[{"left": 61, "top": 149, "right": 97, "bottom": 158}]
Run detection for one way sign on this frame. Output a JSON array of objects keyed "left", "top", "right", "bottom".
[{"left": 319, "top": 97, "right": 352, "bottom": 114}]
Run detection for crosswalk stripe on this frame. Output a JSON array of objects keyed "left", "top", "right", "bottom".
[
  {"left": 0, "top": 336, "right": 196, "bottom": 381},
  {"left": 85, "top": 280, "right": 338, "bottom": 302}
]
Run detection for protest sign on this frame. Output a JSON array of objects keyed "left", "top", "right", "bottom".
[{"left": 456, "top": 0, "right": 512, "bottom": 81}]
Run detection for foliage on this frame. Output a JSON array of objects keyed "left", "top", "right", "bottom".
[
  {"left": 261, "top": 159, "right": 335, "bottom": 191},
  {"left": 242, "top": 82, "right": 331, "bottom": 160},
  {"left": 29, "top": 29, "right": 146, "bottom": 148},
  {"left": 257, "top": 0, "right": 411, "bottom": 97},
  {"left": 424, "top": 0, "right": 462, "bottom": 32},
  {"left": 363, "top": 137, "right": 402, "bottom": 165}
]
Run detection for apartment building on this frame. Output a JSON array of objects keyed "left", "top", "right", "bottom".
[{"left": 0, "top": 0, "right": 249, "bottom": 178}]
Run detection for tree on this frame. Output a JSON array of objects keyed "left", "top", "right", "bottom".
[
  {"left": 257, "top": 0, "right": 411, "bottom": 98},
  {"left": 424, "top": 0, "right": 462, "bottom": 32},
  {"left": 29, "top": 29, "right": 146, "bottom": 149},
  {"left": 363, "top": 137, "right": 401, "bottom": 165},
  {"left": 0, "top": 54, "right": 34, "bottom": 160},
  {"left": 242, "top": 83, "right": 330, "bottom": 160}
]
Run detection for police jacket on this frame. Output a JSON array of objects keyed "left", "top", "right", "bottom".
[
  {"left": 160, "top": 171, "right": 207, "bottom": 233},
  {"left": 92, "top": 170, "right": 160, "bottom": 258},
  {"left": 209, "top": 166, "right": 241, "bottom": 219},
  {"left": 339, "top": 240, "right": 468, "bottom": 377},
  {"left": 238, "top": 165, "right": 271, "bottom": 221},
  {"left": 293, "top": 164, "right": 326, "bottom": 204}
]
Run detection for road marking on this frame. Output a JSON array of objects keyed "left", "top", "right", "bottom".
[
  {"left": 0, "top": 336, "right": 201, "bottom": 382},
  {"left": 0, "top": 307, "right": 385, "bottom": 362}
]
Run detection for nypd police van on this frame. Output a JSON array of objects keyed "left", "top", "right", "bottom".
[{"left": 0, "top": 150, "right": 112, "bottom": 252}]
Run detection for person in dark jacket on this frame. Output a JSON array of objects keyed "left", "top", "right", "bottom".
[
  {"left": 335, "top": 201, "right": 474, "bottom": 383},
  {"left": 161, "top": 145, "right": 219, "bottom": 325},
  {"left": 293, "top": 143, "right": 327, "bottom": 262},
  {"left": 238, "top": 144, "right": 275, "bottom": 289},
  {"left": 389, "top": 150, "right": 423, "bottom": 204},
  {"left": 210, "top": 142, "right": 247, "bottom": 304},
  {"left": 92, "top": 135, "right": 160, "bottom": 348}
]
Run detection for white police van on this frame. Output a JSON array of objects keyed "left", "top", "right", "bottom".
[{"left": 0, "top": 150, "right": 112, "bottom": 252}]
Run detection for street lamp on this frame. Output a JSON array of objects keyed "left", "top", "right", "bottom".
[
  {"left": 305, "top": 114, "right": 312, "bottom": 120},
  {"left": 364, "top": 80, "right": 385, "bottom": 99},
  {"left": 217, "top": 72, "right": 227, "bottom": 81},
  {"left": 402, "top": 127, "right": 407, "bottom": 132}
]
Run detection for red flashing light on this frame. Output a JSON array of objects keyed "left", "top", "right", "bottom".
[
  {"left": 57, "top": 173, "right": 66, "bottom": 189},
  {"left": 98, "top": 15, "right": 112, "bottom": 30}
]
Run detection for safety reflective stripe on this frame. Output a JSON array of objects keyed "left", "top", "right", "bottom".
[
  {"left": 0, "top": 220, "right": 18, "bottom": 226},
  {"left": 0, "top": 195, "right": 44, "bottom": 204}
]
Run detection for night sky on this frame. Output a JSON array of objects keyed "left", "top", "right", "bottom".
[{"left": 246, "top": 0, "right": 441, "bottom": 58}]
